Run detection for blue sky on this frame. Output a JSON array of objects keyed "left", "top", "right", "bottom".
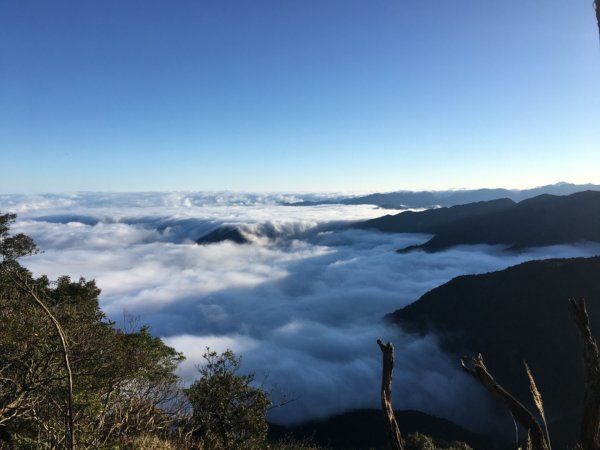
[{"left": 1, "top": 0, "right": 599, "bottom": 193}]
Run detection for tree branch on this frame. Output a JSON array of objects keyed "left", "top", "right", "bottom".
[{"left": 461, "top": 354, "right": 549, "bottom": 450}]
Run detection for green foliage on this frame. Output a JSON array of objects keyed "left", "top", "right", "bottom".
[
  {"left": 185, "top": 348, "right": 271, "bottom": 450},
  {"left": 0, "top": 212, "right": 186, "bottom": 448},
  {"left": 0, "top": 212, "right": 37, "bottom": 262},
  {"left": 1, "top": 213, "right": 278, "bottom": 449}
]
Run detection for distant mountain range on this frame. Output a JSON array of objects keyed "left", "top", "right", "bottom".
[
  {"left": 359, "top": 191, "right": 600, "bottom": 252},
  {"left": 194, "top": 185, "right": 600, "bottom": 247},
  {"left": 389, "top": 256, "right": 600, "bottom": 449},
  {"left": 290, "top": 182, "right": 600, "bottom": 209}
]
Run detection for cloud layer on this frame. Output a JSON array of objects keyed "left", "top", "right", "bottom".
[{"left": 4, "top": 192, "right": 600, "bottom": 435}]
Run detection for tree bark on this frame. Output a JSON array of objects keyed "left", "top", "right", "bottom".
[
  {"left": 377, "top": 339, "right": 404, "bottom": 450},
  {"left": 461, "top": 354, "right": 549, "bottom": 450},
  {"left": 568, "top": 297, "right": 600, "bottom": 450}
]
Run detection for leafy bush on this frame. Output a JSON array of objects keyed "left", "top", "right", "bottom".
[
  {"left": 186, "top": 348, "right": 271, "bottom": 450},
  {"left": 0, "top": 213, "right": 186, "bottom": 448}
]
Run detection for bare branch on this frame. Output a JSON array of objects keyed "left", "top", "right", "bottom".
[
  {"left": 377, "top": 339, "right": 404, "bottom": 450},
  {"left": 461, "top": 354, "right": 549, "bottom": 450}
]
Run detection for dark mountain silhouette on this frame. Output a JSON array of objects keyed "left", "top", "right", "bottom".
[
  {"left": 415, "top": 191, "right": 600, "bottom": 252},
  {"left": 290, "top": 182, "right": 600, "bottom": 209},
  {"left": 268, "top": 409, "right": 496, "bottom": 449},
  {"left": 195, "top": 226, "right": 249, "bottom": 245},
  {"left": 359, "top": 191, "right": 600, "bottom": 252},
  {"left": 389, "top": 256, "right": 600, "bottom": 449},
  {"left": 357, "top": 198, "right": 515, "bottom": 234}
]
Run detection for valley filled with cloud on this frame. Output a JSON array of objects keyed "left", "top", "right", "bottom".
[{"left": 4, "top": 192, "right": 600, "bottom": 435}]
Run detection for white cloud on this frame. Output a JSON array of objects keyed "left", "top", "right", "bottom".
[{"left": 4, "top": 192, "right": 600, "bottom": 434}]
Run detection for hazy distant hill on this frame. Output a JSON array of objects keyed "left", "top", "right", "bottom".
[
  {"left": 359, "top": 191, "right": 600, "bottom": 252},
  {"left": 290, "top": 182, "right": 600, "bottom": 209},
  {"left": 268, "top": 409, "right": 496, "bottom": 449},
  {"left": 389, "top": 256, "right": 600, "bottom": 449}
]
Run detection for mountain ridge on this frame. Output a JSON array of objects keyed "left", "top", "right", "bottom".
[
  {"left": 289, "top": 182, "right": 600, "bottom": 209},
  {"left": 358, "top": 191, "right": 600, "bottom": 252},
  {"left": 389, "top": 256, "right": 600, "bottom": 449}
]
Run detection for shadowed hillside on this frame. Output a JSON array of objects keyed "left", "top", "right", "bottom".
[
  {"left": 357, "top": 198, "right": 514, "bottom": 234},
  {"left": 269, "top": 409, "right": 496, "bottom": 450},
  {"left": 360, "top": 191, "right": 600, "bottom": 252},
  {"left": 389, "top": 256, "right": 600, "bottom": 449}
]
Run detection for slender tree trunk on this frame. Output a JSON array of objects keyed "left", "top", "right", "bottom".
[
  {"left": 2, "top": 267, "right": 75, "bottom": 450},
  {"left": 568, "top": 298, "right": 600, "bottom": 450},
  {"left": 30, "top": 290, "right": 74, "bottom": 450},
  {"left": 377, "top": 339, "right": 404, "bottom": 450},
  {"left": 461, "top": 354, "right": 549, "bottom": 450}
]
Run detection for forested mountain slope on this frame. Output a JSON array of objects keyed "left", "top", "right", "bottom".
[
  {"left": 360, "top": 191, "right": 600, "bottom": 252},
  {"left": 390, "top": 256, "right": 600, "bottom": 448}
]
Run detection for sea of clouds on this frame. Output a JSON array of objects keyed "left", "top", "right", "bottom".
[{"left": 2, "top": 191, "right": 600, "bottom": 435}]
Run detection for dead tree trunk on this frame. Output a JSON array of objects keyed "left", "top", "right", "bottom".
[
  {"left": 569, "top": 298, "right": 600, "bottom": 450},
  {"left": 461, "top": 354, "right": 549, "bottom": 450},
  {"left": 377, "top": 339, "right": 404, "bottom": 450},
  {"left": 595, "top": 0, "right": 600, "bottom": 39}
]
